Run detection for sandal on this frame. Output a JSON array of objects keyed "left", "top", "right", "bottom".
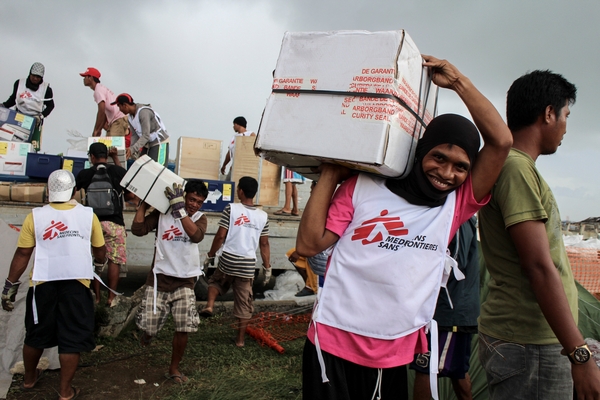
[{"left": 20, "top": 368, "right": 44, "bottom": 390}]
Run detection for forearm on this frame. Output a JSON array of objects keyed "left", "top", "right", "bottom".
[
  {"left": 92, "top": 245, "right": 107, "bottom": 263},
  {"left": 207, "top": 228, "right": 227, "bottom": 257},
  {"left": 260, "top": 241, "right": 270, "bottom": 268},
  {"left": 131, "top": 206, "right": 156, "bottom": 236},
  {"left": 181, "top": 217, "right": 204, "bottom": 243},
  {"left": 93, "top": 104, "right": 106, "bottom": 136},
  {"left": 6, "top": 247, "right": 34, "bottom": 283},
  {"left": 296, "top": 166, "right": 341, "bottom": 256}
]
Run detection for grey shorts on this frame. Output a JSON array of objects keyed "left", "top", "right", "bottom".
[
  {"left": 136, "top": 286, "right": 199, "bottom": 335},
  {"left": 478, "top": 333, "right": 572, "bottom": 400}
]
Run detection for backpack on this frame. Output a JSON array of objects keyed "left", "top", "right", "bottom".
[{"left": 85, "top": 165, "right": 122, "bottom": 217}]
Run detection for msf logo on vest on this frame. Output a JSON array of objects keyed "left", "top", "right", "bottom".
[
  {"left": 162, "top": 226, "right": 183, "bottom": 241},
  {"left": 43, "top": 220, "right": 68, "bottom": 241},
  {"left": 19, "top": 91, "right": 33, "bottom": 99},
  {"left": 351, "top": 210, "right": 408, "bottom": 247}
]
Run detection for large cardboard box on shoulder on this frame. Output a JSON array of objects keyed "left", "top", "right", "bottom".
[
  {"left": 255, "top": 30, "right": 438, "bottom": 179},
  {"left": 175, "top": 137, "right": 221, "bottom": 180},
  {"left": 120, "top": 155, "right": 185, "bottom": 214}
]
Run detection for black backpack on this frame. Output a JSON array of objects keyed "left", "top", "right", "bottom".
[{"left": 85, "top": 165, "right": 122, "bottom": 216}]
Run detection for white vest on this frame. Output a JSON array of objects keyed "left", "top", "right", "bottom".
[
  {"left": 315, "top": 174, "right": 455, "bottom": 339},
  {"left": 31, "top": 204, "right": 94, "bottom": 281},
  {"left": 154, "top": 211, "right": 203, "bottom": 278},
  {"left": 222, "top": 203, "right": 267, "bottom": 259},
  {"left": 129, "top": 106, "right": 167, "bottom": 143},
  {"left": 16, "top": 79, "right": 49, "bottom": 116}
]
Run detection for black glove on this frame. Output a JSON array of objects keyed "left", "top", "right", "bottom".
[
  {"left": 165, "top": 183, "right": 187, "bottom": 220},
  {"left": 1, "top": 279, "right": 21, "bottom": 312}
]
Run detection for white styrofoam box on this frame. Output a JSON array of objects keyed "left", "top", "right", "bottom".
[
  {"left": 0, "top": 142, "right": 33, "bottom": 176},
  {"left": 120, "top": 155, "right": 185, "bottom": 214},
  {"left": 87, "top": 136, "right": 126, "bottom": 150},
  {"left": 255, "top": 30, "right": 438, "bottom": 179}
]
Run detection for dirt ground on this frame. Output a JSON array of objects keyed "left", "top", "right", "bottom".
[{"left": 6, "top": 348, "right": 189, "bottom": 400}]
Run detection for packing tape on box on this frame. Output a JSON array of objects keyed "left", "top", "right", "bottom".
[{"left": 0, "top": 182, "right": 47, "bottom": 203}]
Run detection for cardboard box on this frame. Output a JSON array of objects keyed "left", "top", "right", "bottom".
[
  {"left": 200, "top": 179, "right": 235, "bottom": 212},
  {"left": 175, "top": 137, "right": 221, "bottom": 180},
  {"left": 120, "top": 155, "right": 185, "bottom": 214},
  {"left": 0, "top": 182, "right": 46, "bottom": 203},
  {"left": 0, "top": 142, "right": 33, "bottom": 176},
  {"left": 230, "top": 136, "right": 281, "bottom": 206},
  {"left": 26, "top": 153, "right": 62, "bottom": 179},
  {"left": 0, "top": 107, "right": 36, "bottom": 143},
  {"left": 255, "top": 30, "right": 438, "bottom": 179}
]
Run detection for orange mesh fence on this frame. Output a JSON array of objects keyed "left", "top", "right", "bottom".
[
  {"left": 567, "top": 247, "right": 600, "bottom": 295},
  {"left": 238, "top": 311, "right": 312, "bottom": 354}
]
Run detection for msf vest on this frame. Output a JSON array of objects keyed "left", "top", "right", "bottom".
[{"left": 16, "top": 79, "right": 49, "bottom": 116}]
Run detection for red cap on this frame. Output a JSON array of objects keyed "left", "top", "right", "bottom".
[
  {"left": 110, "top": 93, "right": 134, "bottom": 105},
  {"left": 79, "top": 67, "right": 101, "bottom": 79}
]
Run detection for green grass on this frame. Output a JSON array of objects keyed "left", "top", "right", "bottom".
[{"left": 82, "top": 312, "right": 304, "bottom": 400}]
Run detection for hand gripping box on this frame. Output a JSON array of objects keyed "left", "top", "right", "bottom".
[
  {"left": 255, "top": 30, "right": 438, "bottom": 179},
  {"left": 120, "top": 155, "right": 185, "bottom": 214}
]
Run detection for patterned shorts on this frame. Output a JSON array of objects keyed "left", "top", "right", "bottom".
[
  {"left": 101, "top": 221, "right": 127, "bottom": 265},
  {"left": 136, "top": 286, "right": 199, "bottom": 335}
]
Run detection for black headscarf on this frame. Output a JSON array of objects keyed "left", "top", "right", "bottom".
[{"left": 386, "top": 114, "right": 480, "bottom": 207}]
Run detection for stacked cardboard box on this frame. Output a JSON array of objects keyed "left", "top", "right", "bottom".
[
  {"left": 255, "top": 30, "right": 438, "bottom": 179},
  {"left": 231, "top": 136, "right": 281, "bottom": 206},
  {"left": 0, "top": 142, "right": 33, "bottom": 176},
  {"left": 0, "top": 108, "right": 36, "bottom": 143},
  {"left": 88, "top": 136, "right": 127, "bottom": 168},
  {"left": 175, "top": 137, "right": 221, "bottom": 180}
]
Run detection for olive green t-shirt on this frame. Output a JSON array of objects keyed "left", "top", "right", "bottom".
[{"left": 478, "top": 148, "right": 577, "bottom": 345}]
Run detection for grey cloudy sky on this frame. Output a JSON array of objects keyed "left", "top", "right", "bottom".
[{"left": 2, "top": 0, "right": 599, "bottom": 221}]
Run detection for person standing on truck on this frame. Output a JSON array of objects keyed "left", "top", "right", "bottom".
[
  {"left": 2, "top": 62, "right": 55, "bottom": 150},
  {"left": 220, "top": 116, "right": 256, "bottom": 180},
  {"left": 296, "top": 55, "right": 512, "bottom": 399},
  {"left": 200, "top": 176, "right": 271, "bottom": 348},
  {"left": 79, "top": 67, "right": 129, "bottom": 141},
  {"left": 2, "top": 169, "right": 106, "bottom": 400},
  {"left": 131, "top": 180, "right": 208, "bottom": 383},
  {"left": 76, "top": 142, "right": 131, "bottom": 307},
  {"left": 111, "top": 93, "right": 170, "bottom": 166}
]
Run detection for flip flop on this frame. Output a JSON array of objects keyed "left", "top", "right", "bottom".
[
  {"left": 199, "top": 308, "right": 213, "bottom": 318},
  {"left": 291, "top": 212, "right": 300, "bottom": 216},
  {"left": 165, "top": 372, "right": 189, "bottom": 384},
  {"left": 273, "top": 210, "right": 292, "bottom": 216},
  {"left": 20, "top": 368, "right": 44, "bottom": 391},
  {"left": 57, "top": 386, "right": 80, "bottom": 400}
]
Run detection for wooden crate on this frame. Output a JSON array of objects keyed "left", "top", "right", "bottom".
[
  {"left": 231, "top": 136, "right": 281, "bottom": 205},
  {"left": 175, "top": 137, "right": 221, "bottom": 180}
]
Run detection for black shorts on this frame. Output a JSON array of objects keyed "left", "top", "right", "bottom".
[
  {"left": 302, "top": 339, "right": 408, "bottom": 400},
  {"left": 409, "top": 331, "right": 472, "bottom": 379},
  {"left": 25, "top": 280, "right": 95, "bottom": 354}
]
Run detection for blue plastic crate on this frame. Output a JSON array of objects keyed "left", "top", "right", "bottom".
[
  {"left": 26, "top": 153, "right": 62, "bottom": 179},
  {"left": 199, "top": 179, "right": 235, "bottom": 213}
]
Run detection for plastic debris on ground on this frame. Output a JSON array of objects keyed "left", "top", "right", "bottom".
[{"left": 262, "top": 271, "right": 305, "bottom": 300}]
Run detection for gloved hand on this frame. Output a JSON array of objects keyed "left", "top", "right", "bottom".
[
  {"left": 165, "top": 183, "right": 187, "bottom": 220},
  {"left": 1, "top": 279, "right": 21, "bottom": 312},
  {"left": 94, "top": 258, "right": 108, "bottom": 274},
  {"left": 203, "top": 254, "right": 215, "bottom": 269},
  {"left": 262, "top": 265, "right": 272, "bottom": 286}
]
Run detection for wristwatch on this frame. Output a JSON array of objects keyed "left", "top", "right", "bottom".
[{"left": 563, "top": 344, "right": 592, "bottom": 365}]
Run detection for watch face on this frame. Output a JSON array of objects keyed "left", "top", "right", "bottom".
[{"left": 574, "top": 347, "right": 591, "bottom": 363}]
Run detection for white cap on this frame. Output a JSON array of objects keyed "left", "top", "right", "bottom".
[
  {"left": 30, "top": 62, "right": 45, "bottom": 78},
  {"left": 48, "top": 170, "right": 75, "bottom": 202}
]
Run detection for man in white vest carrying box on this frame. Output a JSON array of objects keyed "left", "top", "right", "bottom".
[
  {"left": 2, "top": 169, "right": 106, "bottom": 400},
  {"left": 131, "top": 179, "right": 209, "bottom": 384}
]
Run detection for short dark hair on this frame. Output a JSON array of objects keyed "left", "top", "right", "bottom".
[
  {"left": 507, "top": 70, "right": 577, "bottom": 132},
  {"left": 185, "top": 179, "right": 209, "bottom": 199},
  {"left": 238, "top": 176, "right": 258, "bottom": 199},
  {"left": 233, "top": 116, "right": 247, "bottom": 128}
]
